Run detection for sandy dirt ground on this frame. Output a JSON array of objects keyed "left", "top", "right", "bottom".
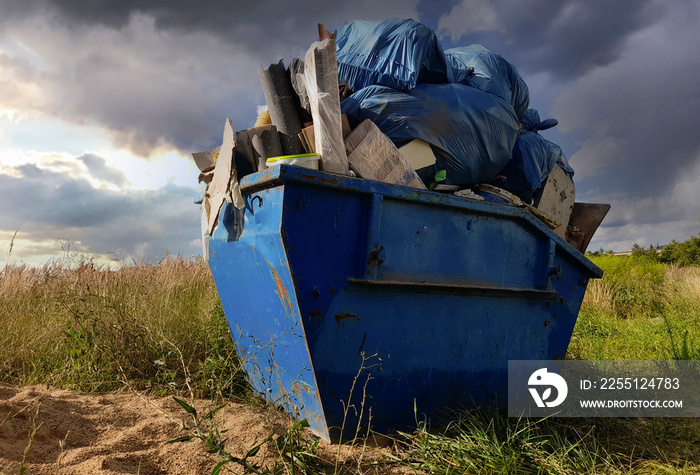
[{"left": 0, "top": 384, "right": 407, "bottom": 474}]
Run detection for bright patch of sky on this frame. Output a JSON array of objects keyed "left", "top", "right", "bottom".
[{"left": 0, "top": 115, "right": 200, "bottom": 192}]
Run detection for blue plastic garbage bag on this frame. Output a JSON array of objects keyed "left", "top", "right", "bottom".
[
  {"left": 342, "top": 83, "right": 520, "bottom": 186},
  {"left": 520, "top": 109, "right": 574, "bottom": 178},
  {"left": 491, "top": 109, "right": 574, "bottom": 201},
  {"left": 446, "top": 45, "right": 530, "bottom": 118},
  {"left": 334, "top": 18, "right": 449, "bottom": 93}
]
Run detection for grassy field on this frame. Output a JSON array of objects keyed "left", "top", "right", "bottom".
[
  {"left": 0, "top": 255, "right": 245, "bottom": 399},
  {"left": 1, "top": 254, "right": 699, "bottom": 474},
  {"left": 571, "top": 255, "right": 700, "bottom": 361}
]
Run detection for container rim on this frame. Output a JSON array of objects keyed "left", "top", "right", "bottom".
[{"left": 238, "top": 165, "right": 604, "bottom": 279}]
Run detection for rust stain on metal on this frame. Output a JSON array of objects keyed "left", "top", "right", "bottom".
[
  {"left": 304, "top": 408, "right": 326, "bottom": 430},
  {"left": 543, "top": 320, "right": 550, "bottom": 327},
  {"left": 292, "top": 380, "right": 313, "bottom": 395},
  {"left": 270, "top": 267, "right": 294, "bottom": 311},
  {"left": 311, "top": 309, "right": 322, "bottom": 319},
  {"left": 300, "top": 173, "right": 339, "bottom": 186},
  {"left": 335, "top": 313, "right": 360, "bottom": 323},
  {"left": 367, "top": 246, "right": 385, "bottom": 267}
]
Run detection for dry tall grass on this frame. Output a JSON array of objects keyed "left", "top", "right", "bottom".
[
  {"left": 583, "top": 260, "right": 700, "bottom": 315},
  {"left": 0, "top": 255, "right": 243, "bottom": 397},
  {"left": 664, "top": 264, "right": 700, "bottom": 303}
]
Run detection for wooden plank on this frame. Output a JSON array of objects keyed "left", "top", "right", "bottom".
[
  {"left": 345, "top": 119, "right": 425, "bottom": 190},
  {"left": 568, "top": 202, "right": 611, "bottom": 252}
]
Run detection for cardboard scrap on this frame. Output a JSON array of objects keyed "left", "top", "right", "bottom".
[
  {"left": 301, "top": 125, "right": 316, "bottom": 153},
  {"left": 235, "top": 130, "right": 257, "bottom": 172},
  {"left": 345, "top": 119, "right": 426, "bottom": 190},
  {"left": 198, "top": 167, "right": 215, "bottom": 185},
  {"left": 192, "top": 146, "right": 220, "bottom": 172},
  {"left": 204, "top": 119, "right": 245, "bottom": 237}
]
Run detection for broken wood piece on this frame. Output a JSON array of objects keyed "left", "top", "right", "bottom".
[
  {"left": 318, "top": 23, "right": 334, "bottom": 41},
  {"left": 341, "top": 114, "right": 351, "bottom": 140},
  {"left": 301, "top": 125, "right": 316, "bottom": 153},
  {"left": 568, "top": 202, "right": 611, "bottom": 253},
  {"left": 298, "top": 131, "right": 310, "bottom": 153},
  {"left": 345, "top": 119, "right": 426, "bottom": 190},
  {"left": 533, "top": 165, "right": 575, "bottom": 239}
]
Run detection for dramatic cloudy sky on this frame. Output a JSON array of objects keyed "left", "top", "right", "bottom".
[{"left": 1, "top": 0, "right": 699, "bottom": 267}]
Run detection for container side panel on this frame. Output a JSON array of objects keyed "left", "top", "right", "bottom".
[
  {"left": 280, "top": 180, "right": 586, "bottom": 439},
  {"left": 373, "top": 197, "right": 552, "bottom": 290},
  {"left": 209, "top": 188, "right": 328, "bottom": 440},
  {"left": 312, "top": 290, "right": 569, "bottom": 436}
]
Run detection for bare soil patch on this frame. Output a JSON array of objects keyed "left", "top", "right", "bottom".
[{"left": 0, "top": 384, "right": 406, "bottom": 474}]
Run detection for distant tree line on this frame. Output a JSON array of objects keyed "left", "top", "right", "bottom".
[{"left": 589, "top": 235, "right": 700, "bottom": 267}]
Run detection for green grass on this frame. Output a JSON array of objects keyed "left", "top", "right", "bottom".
[
  {"left": 3, "top": 254, "right": 700, "bottom": 474},
  {"left": 395, "top": 413, "right": 700, "bottom": 474},
  {"left": 568, "top": 254, "right": 700, "bottom": 361}
]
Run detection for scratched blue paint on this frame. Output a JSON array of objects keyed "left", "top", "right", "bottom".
[{"left": 208, "top": 165, "right": 602, "bottom": 442}]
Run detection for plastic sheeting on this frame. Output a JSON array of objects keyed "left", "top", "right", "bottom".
[
  {"left": 341, "top": 83, "right": 520, "bottom": 186},
  {"left": 446, "top": 45, "right": 530, "bottom": 118},
  {"left": 334, "top": 18, "right": 449, "bottom": 93},
  {"left": 492, "top": 109, "right": 574, "bottom": 201},
  {"left": 304, "top": 38, "right": 349, "bottom": 175}
]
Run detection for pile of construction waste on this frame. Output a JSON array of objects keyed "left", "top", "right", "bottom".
[{"left": 193, "top": 19, "right": 609, "bottom": 258}]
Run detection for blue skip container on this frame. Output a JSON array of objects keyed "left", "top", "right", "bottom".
[{"left": 208, "top": 165, "right": 602, "bottom": 442}]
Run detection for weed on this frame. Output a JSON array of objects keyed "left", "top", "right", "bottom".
[
  {"left": 19, "top": 406, "right": 42, "bottom": 475},
  {"left": 271, "top": 419, "right": 324, "bottom": 474},
  {"left": 664, "top": 318, "right": 700, "bottom": 361},
  {"left": 168, "top": 397, "right": 328, "bottom": 475},
  {"left": 168, "top": 397, "right": 264, "bottom": 474}
]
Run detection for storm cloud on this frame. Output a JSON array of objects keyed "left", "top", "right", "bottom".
[
  {"left": 0, "top": 0, "right": 422, "bottom": 155},
  {"left": 1, "top": 0, "right": 700, "bottom": 265},
  {"left": 438, "top": 0, "right": 665, "bottom": 80}
]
